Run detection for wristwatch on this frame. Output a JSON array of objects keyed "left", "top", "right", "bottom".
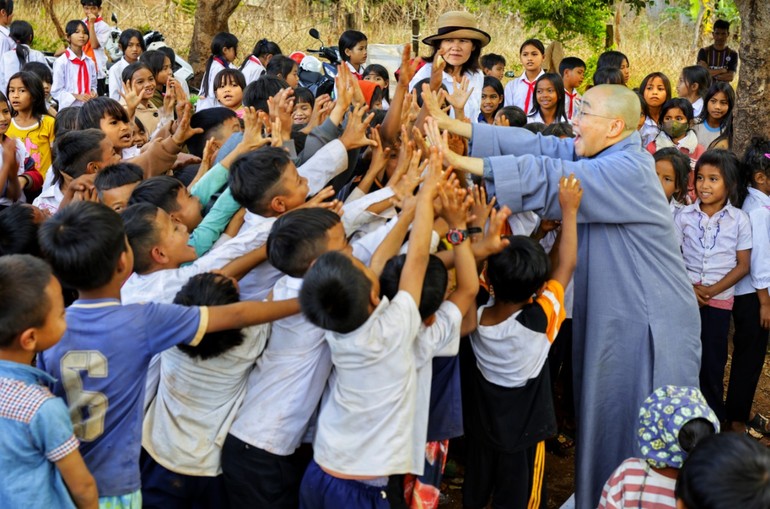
[{"left": 446, "top": 228, "right": 469, "bottom": 245}]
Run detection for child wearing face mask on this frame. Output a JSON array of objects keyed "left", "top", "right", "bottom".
[{"left": 647, "top": 98, "right": 705, "bottom": 202}]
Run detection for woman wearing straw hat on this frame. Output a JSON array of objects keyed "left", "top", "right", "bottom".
[{"left": 409, "top": 10, "right": 490, "bottom": 122}]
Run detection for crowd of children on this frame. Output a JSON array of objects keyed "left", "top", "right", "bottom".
[{"left": 1, "top": 0, "right": 770, "bottom": 508}]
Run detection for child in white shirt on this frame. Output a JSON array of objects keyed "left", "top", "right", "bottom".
[
  {"left": 51, "top": 20, "right": 97, "bottom": 109},
  {"left": 297, "top": 150, "right": 442, "bottom": 508},
  {"left": 504, "top": 39, "right": 545, "bottom": 113},
  {"left": 108, "top": 29, "right": 145, "bottom": 100}
]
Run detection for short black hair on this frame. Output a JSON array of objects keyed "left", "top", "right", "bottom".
[
  {"left": 0, "top": 1, "right": 14, "bottom": 15},
  {"left": 593, "top": 67, "right": 624, "bottom": 86},
  {"left": 520, "top": 38, "right": 545, "bottom": 55},
  {"left": 22, "top": 61, "right": 53, "bottom": 85},
  {"left": 118, "top": 29, "right": 146, "bottom": 53},
  {"left": 229, "top": 147, "right": 292, "bottom": 215},
  {"left": 80, "top": 0, "right": 102, "bottom": 6},
  {"left": 187, "top": 107, "right": 238, "bottom": 157},
  {"left": 678, "top": 418, "right": 716, "bottom": 454},
  {"left": 596, "top": 50, "right": 628, "bottom": 70},
  {"left": 681, "top": 65, "right": 712, "bottom": 99},
  {"left": 38, "top": 201, "right": 128, "bottom": 291},
  {"left": 487, "top": 236, "right": 550, "bottom": 303},
  {"left": 243, "top": 75, "right": 289, "bottom": 112},
  {"left": 497, "top": 106, "right": 527, "bottom": 127},
  {"left": 120, "top": 202, "right": 160, "bottom": 275},
  {"left": 293, "top": 86, "right": 315, "bottom": 108},
  {"left": 65, "top": 20, "right": 88, "bottom": 39},
  {"left": 338, "top": 30, "right": 367, "bottom": 63},
  {"left": 0, "top": 254, "right": 52, "bottom": 348},
  {"left": 77, "top": 97, "right": 130, "bottom": 130},
  {"left": 654, "top": 147, "right": 690, "bottom": 203},
  {"left": 559, "top": 56, "right": 586, "bottom": 75},
  {"left": 53, "top": 107, "right": 80, "bottom": 138},
  {"left": 139, "top": 50, "right": 170, "bottom": 79},
  {"left": 51, "top": 129, "right": 106, "bottom": 187},
  {"left": 676, "top": 433, "right": 770, "bottom": 509},
  {"left": 480, "top": 53, "right": 506, "bottom": 70},
  {"left": 543, "top": 122, "right": 574, "bottom": 138},
  {"left": 129, "top": 175, "right": 184, "bottom": 213},
  {"left": 523, "top": 122, "right": 547, "bottom": 134},
  {"left": 94, "top": 162, "right": 144, "bottom": 195},
  {"left": 696, "top": 149, "right": 745, "bottom": 207},
  {"left": 214, "top": 68, "right": 246, "bottom": 94},
  {"left": 713, "top": 19, "right": 730, "bottom": 31},
  {"left": 0, "top": 204, "right": 40, "bottom": 256},
  {"left": 299, "top": 251, "right": 372, "bottom": 333},
  {"left": 173, "top": 273, "right": 245, "bottom": 359},
  {"left": 122, "top": 62, "right": 152, "bottom": 84},
  {"left": 267, "top": 208, "right": 341, "bottom": 277},
  {"left": 265, "top": 55, "right": 297, "bottom": 81},
  {"left": 380, "top": 254, "right": 447, "bottom": 320}
]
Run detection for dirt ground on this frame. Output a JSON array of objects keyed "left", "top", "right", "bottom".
[{"left": 439, "top": 328, "right": 770, "bottom": 509}]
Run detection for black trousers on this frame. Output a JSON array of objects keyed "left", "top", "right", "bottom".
[
  {"left": 726, "top": 293, "right": 770, "bottom": 422},
  {"left": 698, "top": 306, "right": 732, "bottom": 421},
  {"left": 463, "top": 434, "right": 546, "bottom": 509},
  {"left": 221, "top": 434, "right": 312, "bottom": 509}
]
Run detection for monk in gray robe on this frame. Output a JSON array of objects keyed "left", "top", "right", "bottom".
[{"left": 422, "top": 84, "right": 701, "bottom": 508}]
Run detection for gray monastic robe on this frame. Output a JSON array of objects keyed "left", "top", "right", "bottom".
[{"left": 471, "top": 123, "right": 701, "bottom": 508}]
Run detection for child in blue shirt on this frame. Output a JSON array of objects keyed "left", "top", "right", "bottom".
[
  {"left": 0, "top": 254, "right": 98, "bottom": 509},
  {"left": 36, "top": 201, "right": 300, "bottom": 508}
]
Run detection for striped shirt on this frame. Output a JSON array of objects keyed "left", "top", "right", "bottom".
[
  {"left": 696, "top": 45, "right": 738, "bottom": 72},
  {"left": 598, "top": 458, "right": 677, "bottom": 509}
]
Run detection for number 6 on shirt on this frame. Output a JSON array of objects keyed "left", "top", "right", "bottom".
[{"left": 61, "top": 351, "right": 109, "bottom": 441}]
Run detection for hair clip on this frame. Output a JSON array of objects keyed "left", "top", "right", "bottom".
[{"left": 764, "top": 153, "right": 770, "bottom": 160}]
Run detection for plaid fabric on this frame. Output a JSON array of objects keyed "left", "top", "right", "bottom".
[{"left": 0, "top": 376, "right": 55, "bottom": 424}]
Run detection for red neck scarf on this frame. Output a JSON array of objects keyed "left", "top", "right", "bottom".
[
  {"left": 565, "top": 89, "right": 578, "bottom": 119},
  {"left": 67, "top": 49, "right": 89, "bottom": 94},
  {"left": 523, "top": 78, "right": 536, "bottom": 114},
  {"left": 82, "top": 17, "right": 103, "bottom": 72}
]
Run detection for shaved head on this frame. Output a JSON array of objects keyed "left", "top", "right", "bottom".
[
  {"left": 573, "top": 84, "right": 640, "bottom": 157},
  {"left": 589, "top": 84, "right": 641, "bottom": 133}
]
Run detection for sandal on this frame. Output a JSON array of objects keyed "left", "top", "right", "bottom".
[{"left": 748, "top": 413, "right": 770, "bottom": 436}]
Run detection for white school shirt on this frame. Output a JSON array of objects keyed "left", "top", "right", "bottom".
[
  {"left": 411, "top": 301, "right": 462, "bottom": 457},
  {"left": 640, "top": 116, "right": 659, "bottom": 147},
  {"left": 196, "top": 58, "right": 230, "bottom": 112},
  {"left": 32, "top": 181, "right": 64, "bottom": 215},
  {"left": 240, "top": 57, "right": 265, "bottom": 86},
  {"left": 692, "top": 97, "right": 704, "bottom": 118},
  {"left": 0, "top": 25, "right": 13, "bottom": 54},
  {"left": 142, "top": 323, "right": 269, "bottom": 476},
  {"left": 83, "top": 17, "right": 112, "bottom": 79},
  {"left": 674, "top": 200, "right": 751, "bottom": 304},
  {"left": 108, "top": 57, "right": 130, "bottom": 100},
  {"left": 564, "top": 88, "right": 582, "bottom": 121},
  {"left": 229, "top": 275, "right": 333, "bottom": 456},
  {"left": 408, "top": 63, "right": 485, "bottom": 122},
  {"left": 735, "top": 187, "right": 770, "bottom": 296},
  {"left": 228, "top": 216, "right": 400, "bottom": 455},
  {"left": 0, "top": 138, "right": 27, "bottom": 207},
  {"left": 313, "top": 291, "right": 424, "bottom": 476},
  {"left": 120, "top": 215, "right": 275, "bottom": 305},
  {"left": 471, "top": 281, "right": 564, "bottom": 388},
  {"left": 0, "top": 46, "right": 48, "bottom": 94},
  {"left": 51, "top": 50, "right": 97, "bottom": 109},
  {"left": 504, "top": 69, "right": 545, "bottom": 114}
]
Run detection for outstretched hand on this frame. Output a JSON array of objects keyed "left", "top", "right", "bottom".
[{"left": 171, "top": 102, "right": 204, "bottom": 145}]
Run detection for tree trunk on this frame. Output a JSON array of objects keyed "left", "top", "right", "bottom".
[
  {"left": 188, "top": 0, "right": 242, "bottom": 88},
  {"left": 733, "top": 0, "right": 770, "bottom": 155},
  {"left": 41, "top": 0, "right": 67, "bottom": 42}
]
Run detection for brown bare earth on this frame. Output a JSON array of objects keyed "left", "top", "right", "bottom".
[{"left": 440, "top": 328, "right": 770, "bottom": 509}]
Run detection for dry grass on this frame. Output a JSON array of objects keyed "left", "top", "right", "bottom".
[{"left": 21, "top": 0, "right": 698, "bottom": 89}]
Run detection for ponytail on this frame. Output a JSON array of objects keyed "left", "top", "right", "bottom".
[{"left": 10, "top": 20, "right": 34, "bottom": 67}]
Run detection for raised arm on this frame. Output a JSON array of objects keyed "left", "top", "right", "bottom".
[{"left": 551, "top": 175, "right": 581, "bottom": 289}]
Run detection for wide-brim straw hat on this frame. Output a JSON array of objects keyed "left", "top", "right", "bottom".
[{"left": 422, "top": 11, "right": 491, "bottom": 48}]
